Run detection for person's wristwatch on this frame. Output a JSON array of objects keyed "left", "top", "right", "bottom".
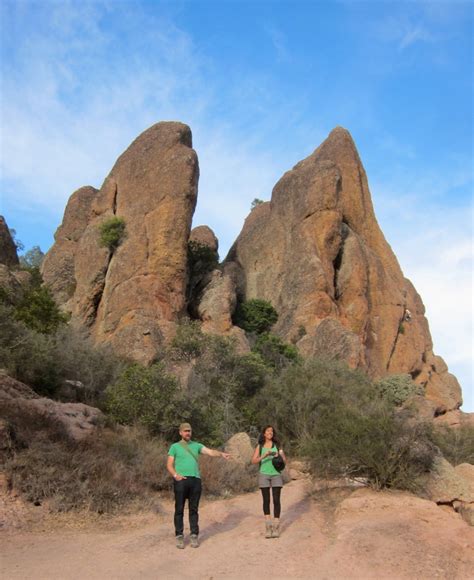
[{"left": 173, "top": 473, "right": 178, "bottom": 479}]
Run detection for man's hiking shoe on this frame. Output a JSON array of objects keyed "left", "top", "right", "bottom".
[
  {"left": 190, "top": 534, "right": 200, "bottom": 548},
  {"left": 176, "top": 535, "right": 185, "bottom": 549},
  {"left": 265, "top": 522, "right": 273, "bottom": 539},
  {"left": 272, "top": 522, "right": 280, "bottom": 538}
]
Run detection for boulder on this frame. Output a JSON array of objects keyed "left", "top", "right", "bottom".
[
  {"left": 225, "top": 432, "right": 254, "bottom": 465},
  {"left": 421, "top": 456, "right": 474, "bottom": 526},
  {"left": 422, "top": 456, "right": 473, "bottom": 504},
  {"left": 189, "top": 225, "right": 218, "bottom": 253}
]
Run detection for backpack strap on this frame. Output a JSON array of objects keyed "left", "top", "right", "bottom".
[{"left": 179, "top": 440, "right": 199, "bottom": 463}]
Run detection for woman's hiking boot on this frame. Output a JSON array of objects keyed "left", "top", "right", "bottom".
[
  {"left": 272, "top": 522, "right": 280, "bottom": 538},
  {"left": 265, "top": 521, "right": 273, "bottom": 539},
  {"left": 190, "top": 534, "right": 200, "bottom": 548},
  {"left": 176, "top": 535, "right": 185, "bottom": 549}
]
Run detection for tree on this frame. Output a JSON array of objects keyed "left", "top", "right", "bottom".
[
  {"left": 251, "top": 198, "right": 264, "bottom": 210},
  {"left": 19, "top": 246, "right": 44, "bottom": 269}
]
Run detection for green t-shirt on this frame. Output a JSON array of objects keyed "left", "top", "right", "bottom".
[
  {"left": 259, "top": 444, "right": 280, "bottom": 476},
  {"left": 168, "top": 441, "right": 204, "bottom": 478}
]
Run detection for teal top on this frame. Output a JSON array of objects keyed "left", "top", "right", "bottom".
[
  {"left": 259, "top": 444, "right": 280, "bottom": 476},
  {"left": 168, "top": 441, "right": 204, "bottom": 478}
]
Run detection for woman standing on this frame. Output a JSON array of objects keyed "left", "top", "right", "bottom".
[{"left": 252, "top": 425, "right": 287, "bottom": 538}]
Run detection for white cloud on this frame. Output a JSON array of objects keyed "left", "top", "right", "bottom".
[{"left": 399, "top": 25, "right": 432, "bottom": 50}]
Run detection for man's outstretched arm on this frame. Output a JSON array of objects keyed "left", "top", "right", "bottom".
[{"left": 201, "top": 447, "right": 231, "bottom": 460}]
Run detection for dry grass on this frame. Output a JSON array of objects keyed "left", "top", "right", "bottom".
[
  {"left": 4, "top": 422, "right": 170, "bottom": 514},
  {"left": 200, "top": 455, "right": 258, "bottom": 497}
]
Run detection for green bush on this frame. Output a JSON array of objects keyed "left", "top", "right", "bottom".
[
  {"left": 0, "top": 264, "right": 68, "bottom": 335},
  {"left": 375, "top": 374, "right": 424, "bottom": 406},
  {"left": 171, "top": 319, "right": 206, "bottom": 360},
  {"left": 0, "top": 305, "right": 122, "bottom": 400},
  {"left": 253, "top": 332, "right": 300, "bottom": 370},
  {"left": 14, "top": 285, "right": 69, "bottom": 334},
  {"left": 105, "top": 363, "right": 181, "bottom": 436},
  {"left": 431, "top": 424, "right": 474, "bottom": 465},
  {"left": 99, "top": 217, "right": 126, "bottom": 251},
  {"left": 255, "top": 358, "right": 435, "bottom": 490},
  {"left": 0, "top": 304, "right": 59, "bottom": 396},
  {"left": 170, "top": 322, "right": 269, "bottom": 445},
  {"left": 233, "top": 299, "right": 278, "bottom": 334}
]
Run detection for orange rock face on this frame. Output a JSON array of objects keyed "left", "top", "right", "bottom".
[
  {"left": 224, "top": 127, "right": 461, "bottom": 411},
  {"left": 43, "top": 122, "right": 199, "bottom": 364}
]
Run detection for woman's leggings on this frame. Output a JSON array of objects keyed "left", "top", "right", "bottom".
[{"left": 261, "top": 487, "right": 282, "bottom": 518}]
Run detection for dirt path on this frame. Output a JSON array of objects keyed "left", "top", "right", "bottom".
[{"left": 2, "top": 480, "right": 473, "bottom": 579}]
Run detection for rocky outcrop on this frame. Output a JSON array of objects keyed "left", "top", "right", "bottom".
[
  {"left": 43, "top": 122, "right": 199, "bottom": 363},
  {"left": 223, "top": 127, "right": 461, "bottom": 412},
  {"left": 0, "top": 216, "right": 19, "bottom": 267},
  {"left": 41, "top": 186, "right": 97, "bottom": 305},
  {"left": 0, "top": 374, "right": 103, "bottom": 442}
]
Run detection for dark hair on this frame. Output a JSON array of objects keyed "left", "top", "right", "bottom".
[{"left": 258, "top": 424, "right": 279, "bottom": 447}]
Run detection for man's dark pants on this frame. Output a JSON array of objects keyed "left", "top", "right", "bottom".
[{"left": 173, "top": 477, "right": 202, "bottom": 536}]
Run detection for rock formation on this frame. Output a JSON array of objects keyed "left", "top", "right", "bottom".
[
  {"left": 42, "top": 123, "right": 462, "bottom": 413},
  {"left": 42, "top": 122, "right": 199, "bottom": 363},
  {"left": 221, "top": 127, "right": 461, "bottom": 413},
  {"left": 0, "top": 373, "right": 103, "bottom": 443},
  {"left": 0, "top": 216, "right": 19, "bottom": 268}
]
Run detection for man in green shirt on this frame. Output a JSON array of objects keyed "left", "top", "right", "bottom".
[{"left": 167, "top": 422, "right": 231, "bottom": 549}]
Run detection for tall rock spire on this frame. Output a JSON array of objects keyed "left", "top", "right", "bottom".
[
  {"left": 224, "top": 127, "right": 461, "bottom": 413},
  {"left": 42, "top": 122, "right": 199, "bottom": 364}
]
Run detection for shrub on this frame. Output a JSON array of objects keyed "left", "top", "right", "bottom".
[
  {"left": 253, "top": 332, "right": 300, "bottom": 370},
  {"left": 171, "top": 319, "right": 206, "bottom": 360},
  {"left": 233, "top": 299, "right": 278, "bottom": 334},
  {"left": 105, "top": 363, "right": 181, "bottom": 436},
  {"left": 375, "top": 374, "right": 424, "bottom": 406},
  {"left": 171, "top": 324, "right": 268, "bottom": 445},
  {"left": 14, "top": 285, "right": 69, "bottom": 334},
  {"left": 4, "top": 425, "right": 170, "bottom": 513},
  {"left": 0, "top": 306, "right": 123, "bottom": 400},
  {"left": 0, "top": 304, "right": 60, "bottom": 396},
  {"left": 99, "top": 217, "right": 126, "bottom": 251},
  {"left": 200, "top": 455, "right": 257, "bottom": 497},
  {"left": 431, "top": 424, "right": 474, "bottom": 465},
  {"left": 303, "top": 408, "right": 435, "bottom": 490},
  {"left": 255, "top": 358, "right": 435, "bottom": 490}
]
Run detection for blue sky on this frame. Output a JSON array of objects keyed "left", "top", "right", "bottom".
[{"left": 1, "top": 0, "right": 472, "bottom": 410}]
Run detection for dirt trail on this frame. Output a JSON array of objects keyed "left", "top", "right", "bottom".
[{"left": 2, "top": 480, "right": 473, "bottom": 580}]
